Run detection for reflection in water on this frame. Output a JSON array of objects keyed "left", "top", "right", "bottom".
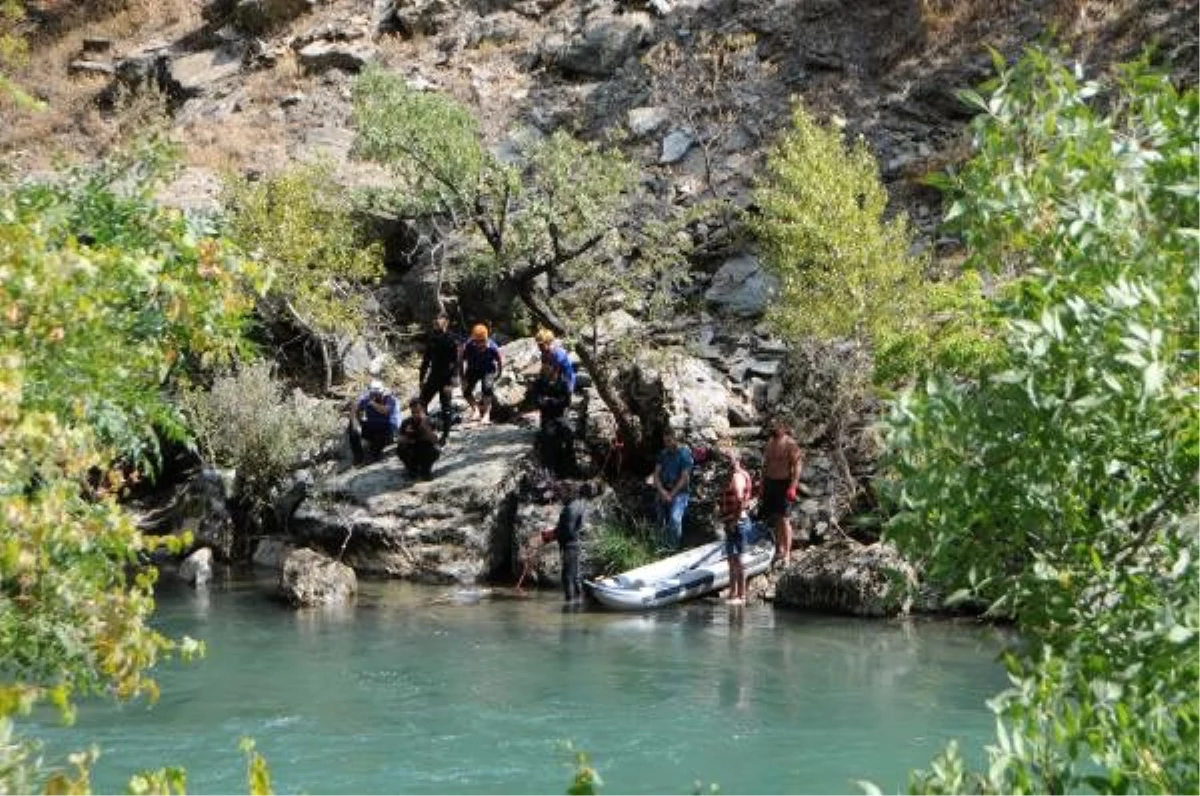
[{"left": 37, "top": 574, "right": 1008, "bottom": 795}]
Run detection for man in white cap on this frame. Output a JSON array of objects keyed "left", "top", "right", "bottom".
[{"left": 347, "top": 378, "right": 400, "bottom": 465}]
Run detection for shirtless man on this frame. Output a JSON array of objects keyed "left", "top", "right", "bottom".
[{"left": 761, "top": 418, "right": 803, "bottom": 565}]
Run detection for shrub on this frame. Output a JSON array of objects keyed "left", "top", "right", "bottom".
[
  {"left": 589, "top": 517, "right": 661, "bottom": 574},
  {"left": 180, "top": 361, "right": 341, "bottom": 513},
  {"left": 882, "top": 48, "right": 1199, "bottom": 795}
]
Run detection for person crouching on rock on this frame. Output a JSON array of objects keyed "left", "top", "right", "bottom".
[
  {"left": 396, "top": 398, "right": 441, "bottom": 480},
  {"left": 348, "top": 379, "right": 400, "bottom": 466},
  {"left": 461, "top": 323, "right": 503, "bottom": 424}
]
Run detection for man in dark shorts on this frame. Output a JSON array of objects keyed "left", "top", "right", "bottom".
[
  {"left": 719, "top": 448, "right": 754, "bottom": 604},
  {"left": 460, "top": 323, "right": 503, "bottom": 424},
  {"left": 418, "top": 311, "right": 461, "bottom": 446},
  {"left": 761, "top": 418, "right": 803, "bottom": 565}
]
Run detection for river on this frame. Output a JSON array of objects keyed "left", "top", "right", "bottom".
[{"left": 33, "top": 571, "right": 1010, "bottom": 794}]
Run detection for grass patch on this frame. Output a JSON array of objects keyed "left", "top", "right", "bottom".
[{"left": 589, "top": 517, "right": 663, "bottom": 575}]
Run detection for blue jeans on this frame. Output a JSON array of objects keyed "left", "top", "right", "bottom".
[{"left": 656, "top": 492, "right": 689, "bottom": 549}]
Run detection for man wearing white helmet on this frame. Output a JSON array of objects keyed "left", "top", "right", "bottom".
[{"left": 347, "top": 378, "right": 400, "bottom": 466}]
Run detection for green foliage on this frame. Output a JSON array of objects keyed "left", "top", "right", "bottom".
[
  {"left": 179, "top": 361, "right": 340, "bottom": 512},
  {"left": 561, "top": 742, "right": 603, "bottom": 795},
  {"left": 0, "top": 139, "right": 266, "bottom": 474},
  {"left": 751, "top": 103, "right": 1000, "bottom": 383},
  {"left": 0, "top": 142, "right": 276, "bottom": 793},
  {"left": 352, "top": 66, "right": 692, "bottom": 448},
  {"left": 882, "top": 48, "right": 1199, "bottom": 794},
  {"left": 589, "top": 517, "right": 661, "bottom": 574},
  {"left": 353, "top": 66, "right": 495, "bottom": 219},
  {"left": 0, "top": 362, "right": 195, "bottom": 793},
  {"left": 221, "top": 162, "right": 383, "bottom": 339},
  {"left": 751, "top": 103, "right": 923, "bottom": 342},
  {"left": 0, "top": 0, "right": 41, "bottom": 109},
  {"left": 240, "top": 737, "right": 273, "bottom": 796}
]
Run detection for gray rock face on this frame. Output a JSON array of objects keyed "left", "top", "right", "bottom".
[
  {"left": 626, "top": 350, "right": 731, "bottom": 442},
  {"left": 290, "top": 423, "right": 537, "bottom": 582},
  {"left": 773, "top": 539, "right": 917, "bottom": 617},
  {"left": 552, "top": 10, "right": 652, "bottom": 77},
  {"left": 197, "top": 467, "right": 237, "bottom": 560},
  {"left": 627, "top": 106, "right": 670, "bottom": 138},
  {"left": 253, "top": 538, "right": 298, "bottom": 569},
  {"left": 704, "top": 255, "right": 778, "bottom": 318},
  {"left": 659, "top": 128, "right": 695, "bottom": 164},
  {"left": 179, "top": 547, "right": 214, "bottom": 587},
  {"left": 167, "top": 46, "right": 245, "bottom": 97},
  {"left": 278, "top": 547, "right": 358, "bottom": 606},
  {"left": 296, "top": 40, "right": 378, "bottom": 73},
  {"left": 204, "top": 0, "right": 314, "bottom": 33}
]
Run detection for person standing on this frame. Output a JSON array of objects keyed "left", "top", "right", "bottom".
[
  {"left": 396, "top": 398, "right": 441, "bottom": 480},
  {"left": 719, "top": 448, "right": 754, "bottom": 604},
  {"left": 461, "top": 323, "right": 503, "bottom": 424},
  {"left": 541, "top": 482, "right": 589, "bottom": 602},
  {"left": 530, "top": 362, "right": 575, "bottom": 476},
  {"left": 347, "top": 379, "right": 400, "bottom": 466},
  {"left": 418, "top": 310, "right": 461, "bottom": 446},
  {"left": 652, "top": 427, "right": 693, "bottom": 550},
  {"left": 761, "top": 418, "right": 803, "bottom": 565}
]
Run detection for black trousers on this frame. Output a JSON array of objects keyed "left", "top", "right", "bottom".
[
  {"left": 420, "top": 372, "right": 456, "bottom": 439},
  {"left": 538, "top": 414, "right": 576, "bottom": 476},
  {"left": 397, "top": 441, "right": 440, "bottom": 478},
  {"left": 560, "top": 542, "right": 581, "bottom": 601},
  {"left": 348, "top": 423, "right": 392, "bottom": 464}
]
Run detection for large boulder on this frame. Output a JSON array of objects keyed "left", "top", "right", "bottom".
[
  {"left": 289, "top": 423, "right": 537, "bottom": 582},
  {"left": 166, "top": 45, "right": 245, "bottom": 98},
  {"left": 203, "top": 0, "right": 314, "bottom": 33},
  {"left": 704, "top": 254, "right": 778, "bottom": 318},
  {"left": 178, "top": 547, "right": 214, "bottom": 588},
  {"left": 549, "top": 10, "right": 652, "bottom": 78},
  {"left": 278, "top": 547, "right": 358, "bottom": 607},
  {"left": 625, "top": 350, "right": 732, "bottom": 443},
  {"left": 772, "top": 539, "right": 917, "bottom": 617}
]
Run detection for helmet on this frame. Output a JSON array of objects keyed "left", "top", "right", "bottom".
[
  {"left": 471, "top": 324, "right": 488, "bottom": 341},
  {"left": 534, "top": 329, "right": 555, "bottom": 346},
  {"left": 369, "top": 379, "right": 384, "bottom": 393}
]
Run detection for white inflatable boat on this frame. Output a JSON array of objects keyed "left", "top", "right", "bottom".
[{"left": 585, "top": 522, "right": 775, "bottom": 610}]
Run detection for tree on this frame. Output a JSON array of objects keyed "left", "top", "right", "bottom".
[
  {"left": 750, "top": 100, "right": 1002, "bottom": 507},
  {"left": 352, "top": 66, "right": 692, "bottom": 452},
  {"left": 1, "top": 138, "right": 267, "bottom": 475},
  {"left": 222, "top": 163, "right": 384, "bottom": 393},
  {"left": 0, "top": 142, "right": 270, "bottom": 791},
  {"left": 0, "top": 0, "right": 41, "bottom": 109},
  {"left": 881, "top": 49, "right": 1198, "bottom": 794}
]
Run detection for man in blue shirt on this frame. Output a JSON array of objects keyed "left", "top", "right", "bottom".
[
  {"left": 347, "top": 379, "right": 400, "bottom": 466},
  {"left": 535, "top": 329, "right": 576, "bottom": 393},
  {"left": 652, "top": 426, "right": 693, "bottom": 549}
]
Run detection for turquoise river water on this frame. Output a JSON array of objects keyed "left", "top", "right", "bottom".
[{"left": 32, "top": 571, "right": 1010, "bottom": 794}]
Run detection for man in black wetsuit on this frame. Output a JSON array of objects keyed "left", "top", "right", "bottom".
[
  {"left": 540, "top": 481, "right": 591, "bottom": 602},
  {"left": 418, "top": 311, "right": 461, "bottom": 447},
  {"left": 529, "top": 363, "right": 575, "bottom": 476}
]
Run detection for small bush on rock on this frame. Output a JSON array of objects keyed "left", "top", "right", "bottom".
[{"left": 181, "top": 362, "right": 341, "bottom": 514}]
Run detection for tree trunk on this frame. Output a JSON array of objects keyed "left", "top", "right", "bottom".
[{"left": 515, "top": 282, "right": 643, "bottom": 453}]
